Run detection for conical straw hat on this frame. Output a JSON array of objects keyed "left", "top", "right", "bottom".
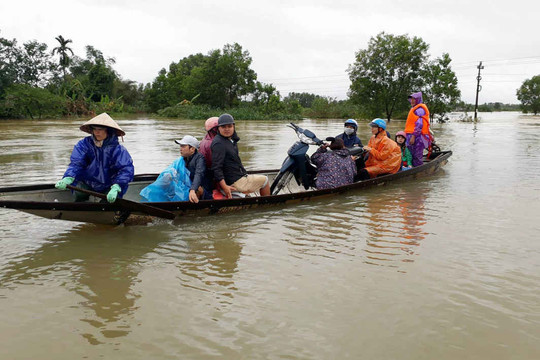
[{"left": 80, "top": 113, "right": 125, "bottom": 136}]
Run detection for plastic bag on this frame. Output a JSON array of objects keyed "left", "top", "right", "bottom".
[{"left": 140, "top": 157, "right": 191, "bottom": 202}]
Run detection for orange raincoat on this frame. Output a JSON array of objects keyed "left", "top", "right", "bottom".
[{"left": 365, "top": 131, "right": 402, "bottom": 177}]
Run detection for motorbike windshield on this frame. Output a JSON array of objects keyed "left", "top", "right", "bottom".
[
  {"left": 298, "top": 133, "right": 317, "bottom": 144},
  {"left": 302, "top": 129, "right": 316, "bottom": 138}
]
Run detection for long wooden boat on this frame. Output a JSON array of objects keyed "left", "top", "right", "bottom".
[{"left": 0, "top": 151, "right": 452, "bottom": 225}]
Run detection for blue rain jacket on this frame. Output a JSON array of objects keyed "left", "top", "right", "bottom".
[
  {"left": 64, "top": 134, "right": 134, "bottom": 195},
  {"left": 139, "top": 157, "right": 191, "bottom": 202}
]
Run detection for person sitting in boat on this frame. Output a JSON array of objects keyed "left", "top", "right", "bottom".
[
  {"left": 211, "top": 114, "right": 270, "bottom": 198},
  {"left": 175, "top": 135, "right": 213, "bottom": 203},
  {"left": 356, "top": 119, "right": 401, "bottom": 180},
  {"left": 405, "top": 91, "right": 431, "bottom": 166},
  {"left": 395, "top": 131, "right": 413, "bottom": 170},
  {"left": 336, "top": 119, "right": 363, "bottom": 148},
  {"left": 55, "top": 113, "right": 134, "bottom": 202},
  {"left": 199, "top": 116, "right": 219, "bottom": 169},
  {"left": 311, "top": 137, "right": 356, "bottom": 189}
]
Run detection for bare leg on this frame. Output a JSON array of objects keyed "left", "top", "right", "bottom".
[{"left": 260, "top": 183, "right": 270, "bottom": 196}]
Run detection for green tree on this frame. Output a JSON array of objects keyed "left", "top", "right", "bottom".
[
  {"left": 284, "top": 92, "right": 321, "bottom": 108},
  {"left": 113, "top": 78, "right": 144, "bottom": 108},
  {"left": 422, "top": 53, "right": 461, "bottom": 122},
  {"left": 68, "top": 45, "right": 117, "bottom": 102},
  {"left": 216, "top": 43, "right": 256, "bottom": 107},
  {"left": 348, "top": 32, "right": 429, "bottom": 121},
  {"left": 0, "top": 36, "right": 20, "bottom": 97},
  {"left": 87, "top": 61, "right": 116, "bottom": 101},
  {"left": 19, "top": 40, "right": 57, "bottom": 87},
  {"left": 52, "top": 35, "right": 74, "bottom": 79},
  {"left": 517, "top": 75, "right": 540, "bottom": 115},
  {"left": 252, "top": 81, "right": 279, "bottom": 107},
  {"left": 2, "top": 83, "right": 65, "bottom": 119},
  {"left": 144, "top": 69, "right": 171, "bottom": 112},
  {"left": 144, "top": 43, "right": 257, "bottom": 111}
]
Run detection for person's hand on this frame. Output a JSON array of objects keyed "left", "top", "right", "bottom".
[
  {"left": 409, "top": 135, "right": 415, "bottom": 145},
  {"left": 189, "top": 189, "right": 199, "bottom": 203},
  {"left": 55, "top": 177, "right": 74, "bottom": 190},
  {"left": 222, "top": 184, "right": 237, "bottom": 199},
  {"left": 363, "top": 146, "right": 371, "bottom": 152},
  {"left": 106, "top": 184, "right": 122, "bottom": 203}
]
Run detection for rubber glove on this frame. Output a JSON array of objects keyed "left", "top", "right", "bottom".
[
  {"left": 55, "top": 177, "right": 74, "bottom": 190},
  {"left": 106, "top": 184, "right": 122, "bottom": 203}
]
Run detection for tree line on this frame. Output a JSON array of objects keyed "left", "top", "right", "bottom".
[{"left": 1, "top": 30, "right": 537, "bottom": 120}]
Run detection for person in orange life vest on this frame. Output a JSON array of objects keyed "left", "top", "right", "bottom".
[
  {"left": 405, "top": 92, "right": 431, "bottom": 166},
  {"left": 355, "top": 119, "right": 401, "bottom": 181}
]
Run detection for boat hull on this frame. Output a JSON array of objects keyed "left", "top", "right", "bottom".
[{"left": 0, "top": 151, "right": 452, "bottom": 225}]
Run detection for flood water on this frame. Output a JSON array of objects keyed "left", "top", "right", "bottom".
[{"left": 0, "top": 113, "right": 539, "bottom": 359}]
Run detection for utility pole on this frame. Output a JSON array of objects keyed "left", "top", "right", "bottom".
[{"left": 474, "top": 61, "right": 484, "bottom": 120}]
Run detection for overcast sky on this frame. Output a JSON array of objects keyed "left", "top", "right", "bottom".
[{"left": 2, "top": 0, "right": 539, "bottom": 104}]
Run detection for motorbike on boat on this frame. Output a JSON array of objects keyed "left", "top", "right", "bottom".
[{"left": 270, "top": 123, "right": 365, "bottom": 195}]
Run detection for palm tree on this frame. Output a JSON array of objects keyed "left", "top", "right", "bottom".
[{"left": 52, "top": 35, "right": 74, "bottom": 79}]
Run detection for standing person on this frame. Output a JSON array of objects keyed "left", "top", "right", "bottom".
[
  {"left": 405, "top": 91, "right": 431, "bottom": 166},
  {"left": 311, "top": 137, "right": 356, "bottom": 189},
  {"left": 55, "top": 113, "right": 134, "bottom": 202},
  {"left": 395, "top": 131, "right": 413, "bottom": 170},
  {"left": 356, "top": 119, "right": 401, "bottom": 180},
  {"left": 175, "top": 135, "right": 212, "bottom": 203},
  {"left": 336, "top": 119, "right": 363, "bottom": 148},
  {"left": 211, "top": 114, "right": 270, "bottom": 198},
  {"left": 199, "top": 116, "right": 219, "bottom": 169}
]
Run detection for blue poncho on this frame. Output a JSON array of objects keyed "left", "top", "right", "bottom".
[
  {"left": 139, "top": 157, "right": 191, "bottom": 202},
  {"left": 64, "top": 134, "right": 134, "bottom": 195}
]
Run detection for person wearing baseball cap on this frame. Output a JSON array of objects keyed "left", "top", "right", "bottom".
[
  {"left": 175, "top": 135, "right": 212, "bottom": 203},
  {"left": 54, "top": 113, "right": 134, "bottom": 203},
  {"left": 211, "top": 114, "right": 270, "bottom": 198}
]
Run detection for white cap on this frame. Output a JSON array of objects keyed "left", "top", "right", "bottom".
[{"left": 174, "top": 135, "right": 199, "bottom": 149}]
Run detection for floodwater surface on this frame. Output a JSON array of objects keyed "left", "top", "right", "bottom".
[{"left": 0, "top": 113, "right": 539, "bottom": 359}]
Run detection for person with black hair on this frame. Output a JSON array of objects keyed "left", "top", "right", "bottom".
[{"left": 211, "top": 114, "right": 270, "bottom": 198}]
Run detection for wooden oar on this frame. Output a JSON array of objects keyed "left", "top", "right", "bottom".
[{"left": 66, "top": 184, "right": 176, "bottom": 220}]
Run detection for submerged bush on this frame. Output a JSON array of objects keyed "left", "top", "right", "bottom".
[
  {"left": 0, "top": 84, "right": 67, "bottom": 119},
  {"left": 158, "top": 103, "right": 303, "bottom": 120}
]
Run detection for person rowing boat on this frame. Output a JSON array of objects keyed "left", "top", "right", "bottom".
[{"left": 54, "top": 113, "right": 135, "bottom": 203}]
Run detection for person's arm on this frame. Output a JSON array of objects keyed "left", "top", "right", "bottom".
[
  {"left": 63, "top": 139, "right": 89, "bottom": 180},
  {"left": 311, "top": 145, "right": 327, "bottom": 165},
  {"left": 405, "top": 147, "right": 413, "bottom": 167},
  {"left": 369, "top": 139, "right": 392, "bottom": 161},
  {"left": 211, "top": 141, "right": 226, "bottom": 183},
  {"left": 190, "top": 155, "right": 206, "bottom": 191},
  {"left": 187, "top": 155, "right": 207, "bottom": 203},
  {"left": 110, "top": 145, "right": 135, "bottom": 195},
  {"left": 413, "top": 107, "right": 426, "bottom": 136}
]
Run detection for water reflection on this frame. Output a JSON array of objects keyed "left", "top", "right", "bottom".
[
  {"left": 173, "top": 218, "right": 243, "bottom": 303},
  {"left": 0, "top": 225, "right": 170, "bottom": 344},
  {"left": 363, "top": 186, "right": 428, "bottom": 268}
]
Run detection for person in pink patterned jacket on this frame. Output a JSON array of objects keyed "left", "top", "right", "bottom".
[{"left": 311, "top": 137, "right": 357, "bottom": 189}]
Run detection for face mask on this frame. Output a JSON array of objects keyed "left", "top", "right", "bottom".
[{"left": 344, "top": 127, "right": 355, "bottom": 135}]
